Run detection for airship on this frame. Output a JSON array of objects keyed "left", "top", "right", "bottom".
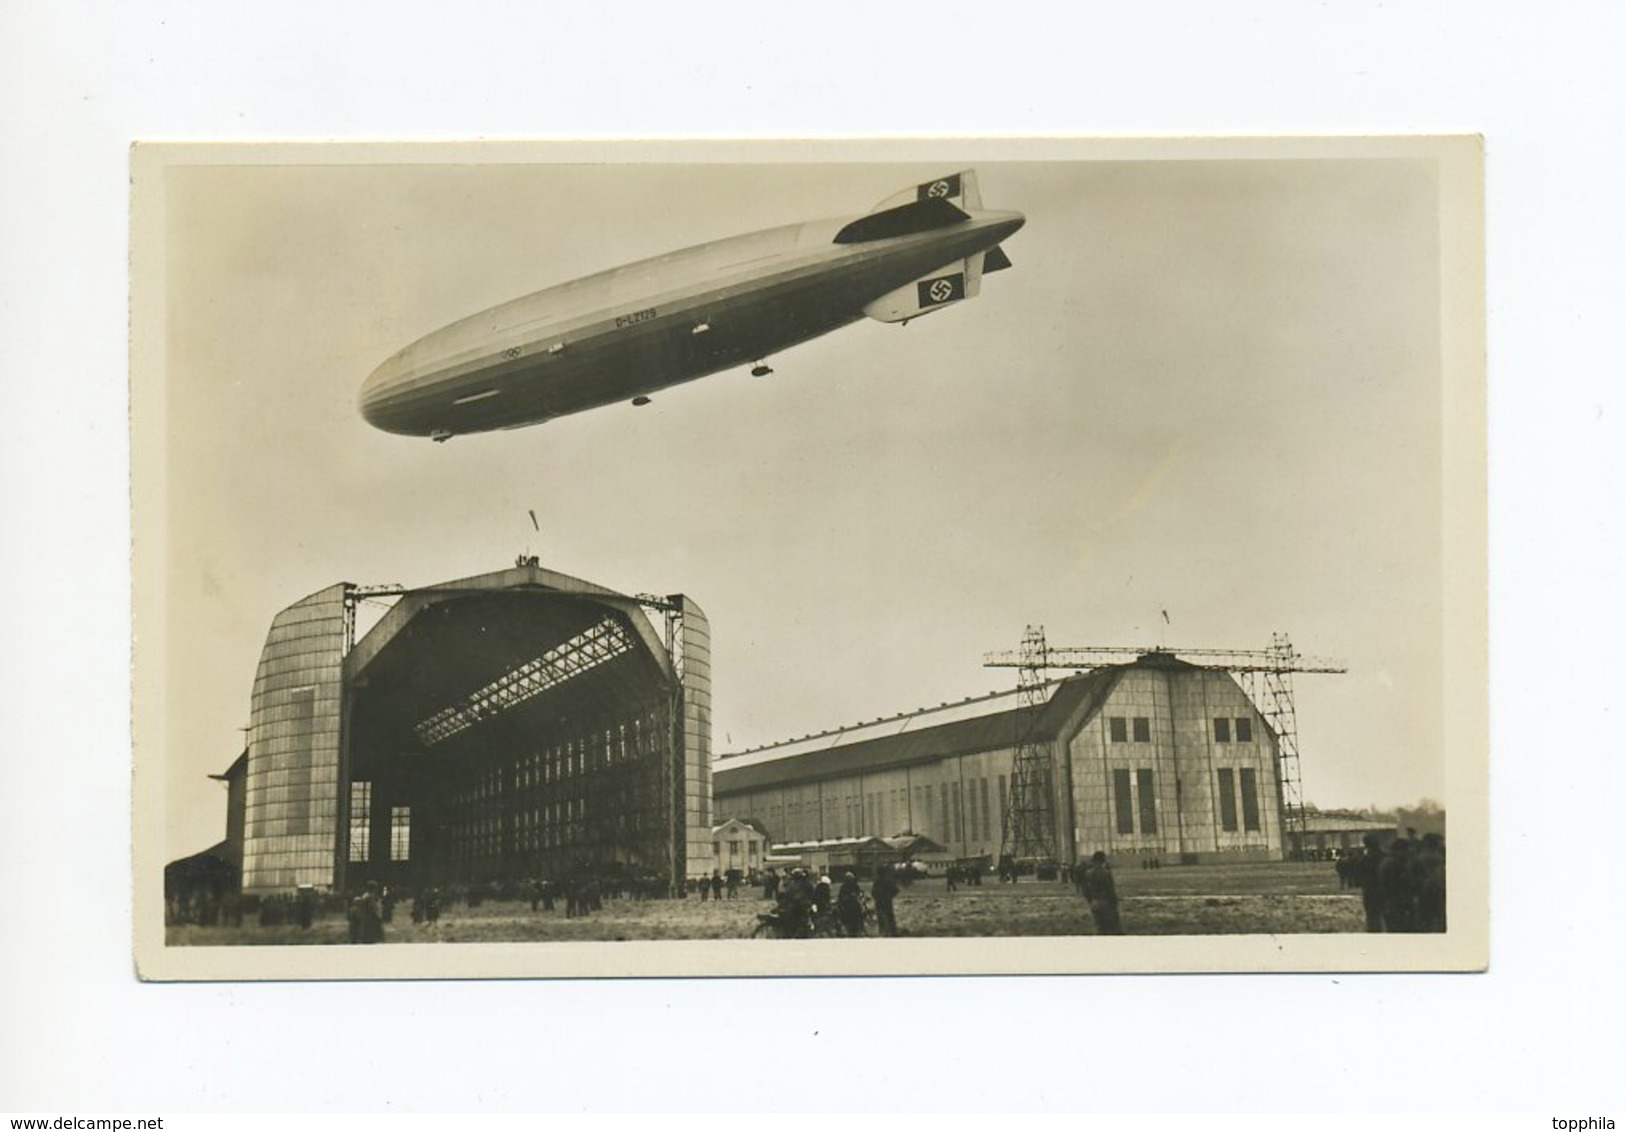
[{"left": 359, "top": 169, "right": 1025, "bottom": 440}]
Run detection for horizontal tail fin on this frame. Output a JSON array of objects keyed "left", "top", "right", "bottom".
[{"left": 834, "top": 196, "right": 969, "bottom": 245}]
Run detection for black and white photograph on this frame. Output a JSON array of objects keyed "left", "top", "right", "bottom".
[
  {"left": 131, "top": 138, "right": 1485, "bottom": 979},
  {"left": 10, "top": 0, "right": 1625, "bottom": 1119}
]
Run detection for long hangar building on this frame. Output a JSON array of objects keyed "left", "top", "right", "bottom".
[
  {"left": 713, "top": 653, "right": 1287, "bottom": 865},
  {"left": 197, "top": 564, "right": 1289, "bottom": 900},
  {"left": 228, "top": 563, "right": 715, "bottom": 896}
]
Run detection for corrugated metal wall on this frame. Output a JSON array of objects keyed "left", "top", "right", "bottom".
[{"left": 241, "top": 584, "right": 347, "bottom": 893}]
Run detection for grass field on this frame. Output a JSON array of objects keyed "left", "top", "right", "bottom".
[{"left": 166, "top": 860, "right": 1367, "bottom": 945}]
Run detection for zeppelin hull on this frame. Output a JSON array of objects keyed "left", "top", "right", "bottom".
[
  {"left": 359, "top": 177, "right": 1024, "bottom": 438},
  {"left": 362, "top": 260, "right": 871, "bottom": 437}
]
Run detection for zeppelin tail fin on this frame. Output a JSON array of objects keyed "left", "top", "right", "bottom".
[
  {"left": 833, "top": 196, "right": 968, "bottom": 244},
  {"left": 862, "top": 263, "right": 971, "bottom": 323},
  {"left": 834, "top": 169, "right": 992, "bottom": 244},
  {"left": 866, "top": 170, "right": 983, "bottom": 214},
  {"left": 861, "top": 244, "right": 1014, "bottom": 323}
]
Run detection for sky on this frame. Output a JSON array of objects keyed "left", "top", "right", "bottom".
[{"left": 152, "top": 147, "right": 1463, "bottom": 860}]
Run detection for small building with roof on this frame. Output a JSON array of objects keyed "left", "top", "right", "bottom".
[
  {"left": 768, "top": 836, "right": 900, "bottom": 878},
  {"left": 1287, "top": 811, "right": 1398, "bottom": 858},
  {"left": 710, "top": 817, "right": 770, "bottom": 878},
  {"left": 714, "top": 654, "right": 1287, "bottom": 866}
]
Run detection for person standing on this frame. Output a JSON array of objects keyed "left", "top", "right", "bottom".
[
  {"left": 836, "top": 872, "right": 866, "bottom": 937},
  {"left": 1415, "top": 833, "right": 1446, "bottom": 932},
  {"left": 1351, "top": 835, "right": 1387, "bottom": 931},
  {"left": 1379, "top": 837, "right": 1418, "bottom": 932},
  {"left": 1082, "top": 851, "right": 1122, "bottom": 935},
  {"left": 871, "top": 864, "right": 900, "bottom": 937},
  {"left": 780, "top": 869, "right": 816, "bottom": 938},
  {"left": 350, "top": 881, "right": 385, "bottom": 944}
]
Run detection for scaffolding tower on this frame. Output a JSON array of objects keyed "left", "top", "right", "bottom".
[{"left": 998, "top": 625, "right": 1060, "bottom": 866}]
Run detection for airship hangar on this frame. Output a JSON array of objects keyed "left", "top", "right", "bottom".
[
  {"left": 711, "top": 650, "right": 1291, "bottom": 869},
  {"left": 196, "top": 563, "right": 715, "bottom": 898},
  {"left": 175, "top": 561, "right": 1323, "bottom": 905}
]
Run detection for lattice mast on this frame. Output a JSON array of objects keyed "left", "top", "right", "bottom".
[
  {"left": 999, "top": 625, "right": 1061, "bottom": 865},
  {"left": 985, "top": 630, "right": 1345, "bottom": 861},
  {"left": 1241, "top": 633, "right": 1311, "bottom": 854}
]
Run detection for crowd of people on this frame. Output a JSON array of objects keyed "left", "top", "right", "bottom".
[
  {"left": 688, "top": 869, "right": 745, "bottom": 901},
  {"left": 185, "top": 832, "right": 1455, "bottom": 943},
  {"left": 752, "top": 865, "right": 900, "bottom": 938},
  {"left": 1340, "top": 830, "right": 1447, "bottom": 932}
]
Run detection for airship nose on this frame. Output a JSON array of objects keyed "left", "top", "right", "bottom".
[{"left": 359, "top": 351, "right": 413, "bottom": 433}]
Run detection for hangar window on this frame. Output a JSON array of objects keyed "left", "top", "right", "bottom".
[
  {"left": 1133, "top": 717, "right": 1151, "bottom": 743},
  {"left": 980, "top": 779, "right": 992, "bottom": 844},
  {"left": 348, "top": 781, "right": 371, "bottom": 862},
  {"left": 1217, "top": 769, "right": 1239, "bottom": 832},
  {"left": 1235, "top": 716, "right": 1253, "bottom": 743},
  {"left": 390, "top": 805, "right": 411, "bottom": 861},
  {"left": 1113, "top": 769, "right": 1134, "bottom": 835},
  {"left": 1137, "top": 769, "right": 1157, "bottom": 833},
  {"left": 1239, "top": 769, "right": 1261, "bottom": 832},
  {"left": 1109, "top": 717, "right": 1128, "bottom": 743},
  {"left": 1214, "top": 718, "right": 1232, "bottom": 743}
]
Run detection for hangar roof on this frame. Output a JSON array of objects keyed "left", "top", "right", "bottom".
[
  {"left": 165, "top": 839, "right": 242, "bottom": 877},
  {"left": 1299, "top": 814, "right": 1397, "bottom": 834},
  {"left": 714, "top": 667, "right": 1122, "bottom": 795},
  {"left": 343, "top": 565, "right": 679, "bottom": 766}
]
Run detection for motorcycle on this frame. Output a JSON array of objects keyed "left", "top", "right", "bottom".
[{"left": 750, "top": 902, "right": 843, "bottom": 939}]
